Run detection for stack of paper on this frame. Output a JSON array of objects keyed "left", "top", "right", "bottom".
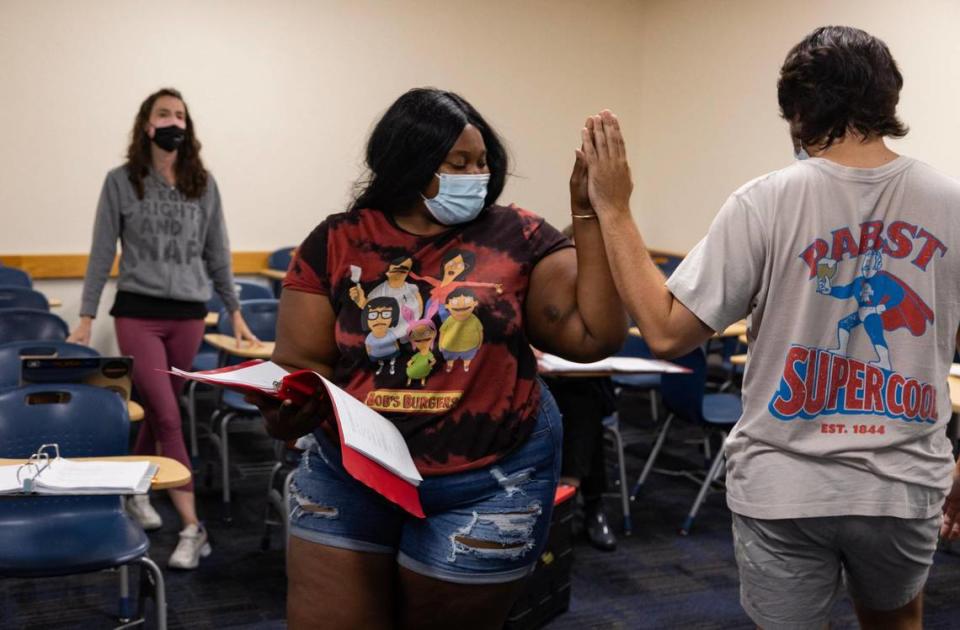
[
  {"left": 0, "top": 458, "right": 156, "bottom": 495},
  {"left": 538, "top": 354, "right": 690, "bottom": 374}
]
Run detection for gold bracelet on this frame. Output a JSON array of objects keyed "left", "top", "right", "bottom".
[{"left": 571, "top": 213, "right": 598, "bottom": 219}]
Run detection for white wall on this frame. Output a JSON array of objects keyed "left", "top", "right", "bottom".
[
  {"left": 4, "top": 0, "right": 960, "bottom": 351},
  {"left": 634, "top": 0, "right": 960, "bottom": 252},
  {"left": 0, "top": 0, "right": 645, "bottom": 350}
]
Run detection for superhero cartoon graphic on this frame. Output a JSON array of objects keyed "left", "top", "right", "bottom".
[
  {"left": 362, "top": 296, "right": 403, "bottom": 375},
  {"left": 815, "top": 248, "right": 933, "bottom": 371}
]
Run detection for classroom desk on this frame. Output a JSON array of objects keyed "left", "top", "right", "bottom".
[
  {"left": 48, "top": 298, "right": 62, "bottom": 308},
  {"left": 259, "top": 268, "right": 286, "bottom": 281},
  {"left": 629, "top": 319, "right": 748, "bottom": 340},
  {"left": 203, "top": 333, "right": 274, "bottom": 359},
  {"left": 127, "top": 401, "right": 144, "bottom": 422},
  {"left": 0, "top": 455, "right": 191, "bottom": 490},
  {"left": 540, "top": 359, "right": 683, "bottom": 536},
  {"left": 204, "top": 311, "right": 219, "bottom": 327},
  {"left": 731, "top": 354, "right": 748, "bottom": 366}
]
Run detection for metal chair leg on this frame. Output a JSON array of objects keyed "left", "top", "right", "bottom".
[
  {"left": 220, "top": 412, "right": 235, "bottom": 514},
  {"left": 138, "top": 556, "right": 167, "bottom": 630},
  {"left": 118, "top": 564, "right": 132, "bottom": 622},
  {"left": 631, "top": 413, "right": 674, "bottom": 499},
  {"left": 649, "top": 390, "right": 659, "bottom": 422},
  {"left": 186, "top": 381, "right": 199, "bottom": 458},
  {"left": 603, "top": 414, "right": 632, "bottom": 536},
  {"left": 680, "top": 444, "right": 727, "bottom": 536}
]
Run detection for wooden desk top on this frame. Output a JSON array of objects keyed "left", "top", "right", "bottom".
[
  {"left": 0, "top": 455, "right": 191, "bottom": 490},
  {"left": 48, "top": 298, "right": 62, "bottom": 308},
  {"left": 731, "top": 354, "right": 748, "bottom": 366},
  {"left": 259, "top": 268, "right": 286, "bottom": 280},
  {"left": 203, "top": 333, "right": 274, "bottom": 359},
  {"left": 204, "top": 311, "right": 219, "bottom": 327},
  {"left": 127, "top": 401, "right": 144, "bottom": 422}
]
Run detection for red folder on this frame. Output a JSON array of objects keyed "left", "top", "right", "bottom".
[{"left": 168, "top": 360, "right": 425, "bottom": 518}]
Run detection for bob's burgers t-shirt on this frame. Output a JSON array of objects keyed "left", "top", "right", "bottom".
[{"left": 284, "top": 204, "right": 570, "bottom": 475}]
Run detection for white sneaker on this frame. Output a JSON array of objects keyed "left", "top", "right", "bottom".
[
  {"left": 126, "top": 494, "right": 163, "bottom": 530},
  {"left": 168, "top": 523, "right": 212, "bottom": 570}
]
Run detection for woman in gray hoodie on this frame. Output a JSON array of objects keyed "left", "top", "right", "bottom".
[{"left": 69, "top": 88, "right": 258, "bottom": 570}]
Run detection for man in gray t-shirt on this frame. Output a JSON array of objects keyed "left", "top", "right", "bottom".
[{"left": 580, "top": 26, "right": 960, "bottom": 630}]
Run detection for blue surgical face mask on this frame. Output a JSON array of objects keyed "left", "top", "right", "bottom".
[
  {"left": 795, "top": 147, "right": 809, "bottom": 160},
  {"left": 422, "top": 173, "right": 489, "bottom": 225}
]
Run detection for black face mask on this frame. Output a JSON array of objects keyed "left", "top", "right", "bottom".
[{"left": 151, "top": 125, "right": 186, "bottom": 152}]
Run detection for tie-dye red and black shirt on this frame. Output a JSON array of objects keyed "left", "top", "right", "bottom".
[{"left": 283, "top": 204, "right": 570, "bottom": 475}]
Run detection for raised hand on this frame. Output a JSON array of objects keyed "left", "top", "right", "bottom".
[
  {"left": 569, "top": 147, "right": 592, "bottom": 215},
  {"left": 578, "top": 110, "right": 633, "bottom": 217}
]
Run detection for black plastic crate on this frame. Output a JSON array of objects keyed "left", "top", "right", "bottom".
[{"left": 504, "top": 484, "right": 576, "bottom": 630}]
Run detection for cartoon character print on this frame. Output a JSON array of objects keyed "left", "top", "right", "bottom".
[
  {"left": 815, "top": 248, "right": 933, "bottom": 371},
  {"left": 411, "top": 249, "right": 503, "bottom": 322},
  {"left": 362, "top": 296, "right": 403, "bottom": 376},
  {"left": 405, "top": 318, "right": 438, "bottom": 386},
  {"left": 438, "top": 287, "right": 484, "bottom": 373},
  {"left": 349, "top": 255, "right": 423, "bottom": 339}
]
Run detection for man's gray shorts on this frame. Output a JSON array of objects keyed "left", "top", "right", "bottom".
[{"left": 732, "top": 512, "right": 940, "bottom": 630}]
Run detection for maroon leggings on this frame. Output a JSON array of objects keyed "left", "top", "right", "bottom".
[{"left": 115, "top": 317, "right": 205, "bottom": 492}]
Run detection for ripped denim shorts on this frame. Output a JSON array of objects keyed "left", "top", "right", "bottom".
[{"left": 288, "top": 385, "right": 563, "bottom": 585}]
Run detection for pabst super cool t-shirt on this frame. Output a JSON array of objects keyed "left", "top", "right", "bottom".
[{"left": 668, "top": 156, "right": 960, "bottom": 519}]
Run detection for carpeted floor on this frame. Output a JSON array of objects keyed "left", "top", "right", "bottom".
[{"left": 3, "top": 391, "right": 960, "bottom": 629}]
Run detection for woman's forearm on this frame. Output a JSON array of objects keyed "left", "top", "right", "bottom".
[{"left": 572, "top": 216, "right": 629, "bottom": 353}]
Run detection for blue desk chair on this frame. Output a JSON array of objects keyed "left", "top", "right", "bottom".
[
  {"left": 0, "top": 286, "right": 49, "bottom": 311},
  {"left": 266, "top": 247, "right": 295, "bottom": 296},
  {"left": 207, "top": 299, "right": 278, "bottom": 517},
  {"left": 185, "top": 280, "right": 275, "bottom": 457},
  {"left": 630, "top": 347, "right": 742, "bottom": 535},
  {"left": 0, "top": 309, "right": 69, "bottom": 343},
  {"left": 650, "top": 252, "right": 684, "bottom": 278},
  {"left": 0, "top": 384, "right": 167, "bottom": 628},
  {"left": 0, "top": 266, "right": 32, "bottom": 288},
  {"left": 0, "top": 340, "right": 100, "bottom": 389}
]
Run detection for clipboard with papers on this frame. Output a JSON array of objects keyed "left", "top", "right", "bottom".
[
  {"left": 169, "top": 360, "right": 425, "bottom": 518},
  {"left": 0, "top": 444, "right": 157, "bottom": 496}
]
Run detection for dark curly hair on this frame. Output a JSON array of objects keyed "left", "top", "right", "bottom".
[
  {"left": 351, "top": 88, "right": 508, "bottom": 215},
  {"left": 125, "top": 88, "right": 208, "bottom": 200},
  {"left": 778, "top": 26, "right": 908, "bottom": 152}
]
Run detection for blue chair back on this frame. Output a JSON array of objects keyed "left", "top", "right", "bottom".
[
  {"left": 658, "top": 347, "right": 707, "bottom": 424},
  {"left": 268, "top": 247, "right": 295, "bottom": 271},
  {"left": 218, "top": 299, "right": 279, "bottom": 342},
  {"left": 0, "top": 309, "right": 69, "bottom": 343},
  {"left": 206, "top": 280, "right": 273, "bottom": 313},
  {"left": 0, "top": 341, "right": 100, "bottom": 389},
  {"left": 0, "top": 287, "right": 49, "bottom": 311},
  {"left": 0, "top": 384, "right": 128, "bottom": 459},
  {"left": 617, "top": 333, "right": 655, "bottom": 359},
  {"left": 0, "top": 267, "right": 32, "bottom": 288},
  {"left": 651, "top": 254, "right": 683, "bottom": 278}
]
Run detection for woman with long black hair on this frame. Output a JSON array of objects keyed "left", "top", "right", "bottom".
[{"left": 251, "top": 87, "right": 627, "bottom": 629}]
